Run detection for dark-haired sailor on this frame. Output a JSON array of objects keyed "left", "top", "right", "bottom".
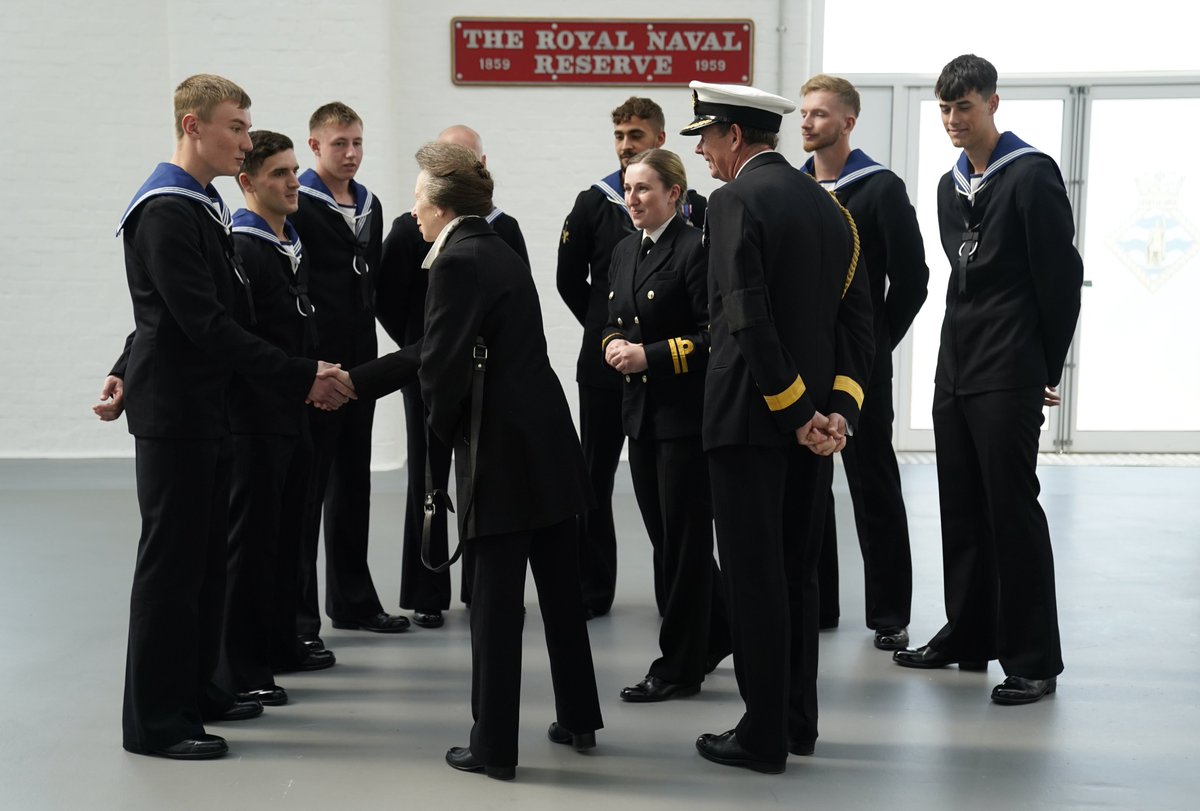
[
  {"left": 892, "top": 55, "right": 1082, "bottom": 707},
  {"left": 798, "top": 74, "right": 929, "bottom": 652},
  {"left": 556, "top": 96, "right": 705, "bottom": 619},
  {"left": 216, "top": 129, "right": 337, "bottom": 711}
]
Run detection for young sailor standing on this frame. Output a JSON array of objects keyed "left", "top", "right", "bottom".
[
  {"left": 215, "top": 130, "right": 337, "bottom": 709},
  {"left": 96, "top": 76, "right": 352, "bottom": 760},
  {"left": 892, "top": 55, "right": 1082, "bottom": 706},
  {"left": 291, "top": 102, "right": 408, "bottom": 648},
  {"left": 798, "top": 74, "right": 929, "bottom": 651},
  {"left": 557, "top": 97, "right": 705, "bottom": 619}
]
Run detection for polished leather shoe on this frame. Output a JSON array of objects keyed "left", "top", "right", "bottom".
[
  {"left": 237, "top": 685, "right": 288, "bottom": 706},
  {"left": 151, "top": 734, "right": 228, "bottom": 760},
  {"left": 874, "top": 626, "right": 910, "bottom": 651},
  {"left": 445, "top": 746, "right": 515, "bottom": 780},
  {"left": 696, "top": 730, "right": 785, "bottom": 774},
  {"left": 547, "top": 721, "right": 596, "bottom": 751},
  {"left": 332, "top": 612, "right": 410, "bottom": 633},
  {"left": 991, "top": 676, "right": 1057, "bottom": 705},
  {"left": 620, "top": 674, "right": 700, "bottom": 702},
  {"left": 298, "top": 634, "right": 325, "bottom": 652},
  {"left": 893, "top": 645, "right": 987, "bottom": 670},
  {"left": 210, "top": 700, "right": 263, "bottom": 722},
  {"left": 819, "top": 617, "right": 839, "bottom": 630},
  {"left": 788, "top": 736, "right": 815, "bottom": 756},
  {"left": 276, "top": 648, "right": 336, "bottom": 673},
  {"left": 584, "top": 606, "right": 608, "bottom": 620},
  {"left": 412, "top": 609, "right": 444, "bottom": 628}
]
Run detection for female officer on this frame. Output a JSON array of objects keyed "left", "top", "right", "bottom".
[
  {"left": 602, "top": 148, "right": 730, "bottom": 704},
  {"left": 348, "top": 142, "right": 603, "bottom": 780}
]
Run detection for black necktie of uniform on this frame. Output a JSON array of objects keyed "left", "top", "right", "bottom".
[{"left": 638, "top": 236, "right": 654, "bottom": 265}]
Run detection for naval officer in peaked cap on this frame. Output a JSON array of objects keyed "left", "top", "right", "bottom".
[{"left": 681, "top": 80, "right": 875, "bottom": 773}]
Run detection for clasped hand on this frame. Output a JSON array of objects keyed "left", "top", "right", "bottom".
[
  {"left": 604, "top": 338, "right": 648, "bottom": 374},
  {"left": 796, "top": 411, "right": 849, "bottom": 456},
  {"left": 307, "top": 361, "right": 357, "bottom": 411}
]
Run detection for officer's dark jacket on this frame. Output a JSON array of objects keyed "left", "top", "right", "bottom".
[
  {"left": 601, "top": 215, "right": 709, "bottom": 440},
  {"left": 703, "top": 151, "right": 874, "bottom": 450}
]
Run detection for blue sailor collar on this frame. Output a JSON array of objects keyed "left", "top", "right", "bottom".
[
  {"left": 594, "top": 169, "right": 631, "bottom": 218},
  {"left": 116, "top": 162, "right": 231, "bottom": 236},
  {"left": 298, "top": 168, "right": 375, "bottom": 220},
  {"left": 485, "top": 206, "right": 504, "bottom": 224},
  {"left": 952, "top": 131, "right": 1041, "bottom": 201},
  {"left": 232, "top": 209, "right": 303, "bottom": 266},
  {"left": 801, "top": 148, "right": 888, "bottom": 192}
]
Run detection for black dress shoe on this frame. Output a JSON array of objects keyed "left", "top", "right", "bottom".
[
  {"left": 237, "top": 685, "right": 288, "bottom": 706},
  {"left": 620, "top": 675, "right": 700, "bottom": 703},
  {"left": 276, "top": 648, "right": 336, "bottom": 673},
  {"left": 874, "top": 626, "right": 910, "bottom": 651},
  {"left": 695, "top": 730, "right": 785, "bottom": 774},
  {"left": 209, "top": 700, "right": 263, "bottom": 722},
  {"left": 584, "top": 606, "right": 608, "bottom": 620},
  {"left": 412, "top": 609, "right": 444, "bottom": 628},
  {"left": 298, "top": 634, "right": 325, "bottom": 652},
  {"left": 151, "top": 734, "right": 228, "bottom": 760},
  {"left": 893, "top": 645, "right": 987, "bottom": 670},
  {"left": 788, "top": 736, "right": 815, "bottom": 756},
  {"left": 331, "top": 612, "right": 411, "bottom": 633},
  {"left": 547, "top": 721, "right": 596, "bottom": 751},
  {"left": 445, "top": 746, "right": 515, "bottom": 780},
  {"left": 819, "top": 617, "right": 839, "bottom": 630},
  {"left": 991, "top": 676, "right": 1057, "bottom": 705}
]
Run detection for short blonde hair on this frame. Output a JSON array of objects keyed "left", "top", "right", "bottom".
[
  {"left": 800, "top": 74, "right": 861, "bottom": 117},
  {"left": 309, "top": 101, "right": 362, "bottom": 134},
  {"left": 174, "top": 74, "right": 251, "bottom": 140}
]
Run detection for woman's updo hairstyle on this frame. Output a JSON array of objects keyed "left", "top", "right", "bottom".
[
  {"left": 626, "top": 148, "right": 687, "bottom": 214},
  {"left": 414, "top": 141, "right": 494, "bottom": 217}
]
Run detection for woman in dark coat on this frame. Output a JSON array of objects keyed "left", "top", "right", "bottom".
[
  {"left": 347, "top": 142, "right": 603, "bottom": 780},
  {"left": 601, "top": 148, "right": 730, "bottom": 703}
]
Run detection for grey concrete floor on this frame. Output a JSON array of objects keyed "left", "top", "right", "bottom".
[{"left": 1, "top": 459, "right": 1198, "bottom": 810}]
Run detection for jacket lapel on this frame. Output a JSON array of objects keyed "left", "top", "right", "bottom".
[{"left": 633, "top": 215, "right": 682, "bottom": 292}]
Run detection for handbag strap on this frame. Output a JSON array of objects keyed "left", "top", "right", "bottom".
[{"left": 421, "top": 336, "right": 487, "bottom": 573}]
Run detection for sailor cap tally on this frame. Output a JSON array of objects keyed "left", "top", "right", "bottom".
[{"left": 680, "top": 81, "right": 797, "bottom": 136}]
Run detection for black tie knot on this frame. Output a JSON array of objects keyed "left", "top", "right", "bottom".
[{"left": 640, "top": 236, "right": 654, "bottom": 259}]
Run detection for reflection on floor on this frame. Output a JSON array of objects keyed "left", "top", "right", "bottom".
[{"left": 1, "top": 459, "right": 1197, "bottom": 810}]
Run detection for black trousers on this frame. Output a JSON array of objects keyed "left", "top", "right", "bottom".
[
  {"left": 216, "top": 432, "right": 311, "bottom": 694},
  {"left": 818, "top": 366, "right": 913, "bottom": 630},
  {"left": 929, "top": 386, "right": 1064, "bottom": 679},
  {"left": 297, "top": 397, "right": 383, "bottom": 634},
  {"left": 123, "top": 437, "right": 236, "bottom": 753},
  {"left": 709, "top": 443, "right": 831, "bottom": 761},
  {"left": 398, "top": 388, "right": 472, "bottom": 610},
  {"left": 576, "top": 384, "right": 628, "bottom": 615},
  {"left": 466, "top": 519, "right": 604, "bottom": 768},
  {"left": 628, "top": 435, "right": 731, "bottom": 685}
]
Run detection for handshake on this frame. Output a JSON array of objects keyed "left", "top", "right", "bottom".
[
  {"left": 307, "top": 361, "right": 356, "bottom": 412},
  {"left": 92, "top": 359, "right": 358, "bottom": 422}
]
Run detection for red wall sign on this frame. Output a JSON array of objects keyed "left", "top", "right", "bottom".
[{"left": 451, "top": 18, "right": 754, "bottom": 86}]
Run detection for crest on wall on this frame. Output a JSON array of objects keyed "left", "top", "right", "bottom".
[{"left": 1109, "top": 173, "right": 1198, "bottom": 292}]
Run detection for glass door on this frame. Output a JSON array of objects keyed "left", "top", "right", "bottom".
[{"left": 1064, "top": 86, "right": 1200, "bottom": 452}]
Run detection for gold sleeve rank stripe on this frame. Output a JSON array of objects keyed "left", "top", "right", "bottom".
[
  {"left": 668, "top": 337, "right": 696, "bottom": 374},
  {"left": 601, "top": 332, "right": 624, "bottom": 350},
  {"left": 764, "top": 375, "right": 806, "bottom": 412},
  {"left": 832, "top": 375, "right": 865, "bottom": 410}
]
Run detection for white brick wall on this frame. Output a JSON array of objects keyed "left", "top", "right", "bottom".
[{"left": 1, "top": 0, "right": 816, "bottom": 464}]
